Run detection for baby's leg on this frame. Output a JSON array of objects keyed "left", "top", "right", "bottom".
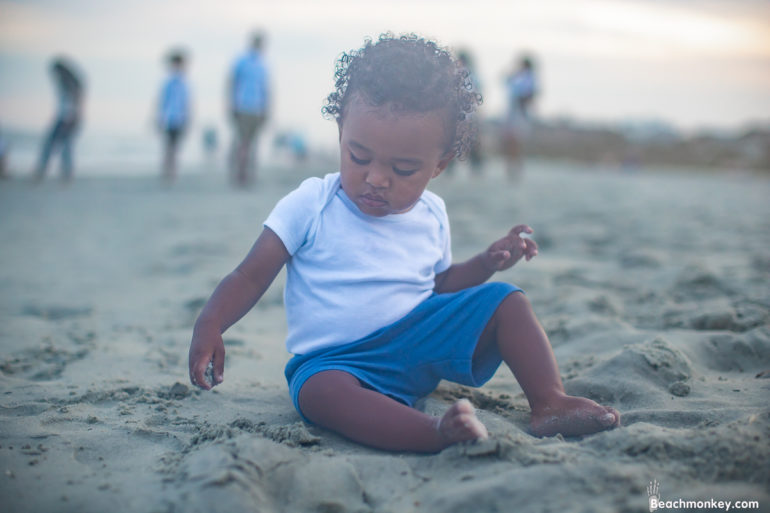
[
  {"left": 475, "top": 292, "right": 620, "bottom": 437},
  {"left": 298, "top": 370, "right": 487, "bottom": 452}
]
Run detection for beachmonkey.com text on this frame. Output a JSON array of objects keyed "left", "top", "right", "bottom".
[{"left": 650, "top": 498, "right": 760, "bottom": 511}]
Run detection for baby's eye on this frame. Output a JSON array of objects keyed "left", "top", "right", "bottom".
[
  {"left": 393, "top": 166, "right": 418, "bottom": 177},
  {"left": 349, "top": 152, "right": 370, "bottom": 165}
]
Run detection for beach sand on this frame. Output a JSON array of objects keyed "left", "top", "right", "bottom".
[{"left": 0, "top": 160, "right": 768, "bottom": 513}]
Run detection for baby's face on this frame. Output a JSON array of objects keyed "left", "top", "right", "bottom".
[{"left": 338, "top": 97, "right": 452, "bottom": 217}]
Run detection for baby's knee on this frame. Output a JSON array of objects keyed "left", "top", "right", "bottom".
[
  {"left": 496, "top": 289, "right": 530, "bottom": 316},
  {"left": 297, "top": 370, "right": 362, "bottom": 426},
  {"left": 491, "top": 290, "right": 538, "bottom": 329},
  {"left": 298, "top": 370, "right": 358, "bottom": 408}
]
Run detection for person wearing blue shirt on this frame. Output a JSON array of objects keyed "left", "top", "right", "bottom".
[
  {"left": 157, "top": 50, "right": 191, "bottom": 184},
  {"left": 229, "top": 32, "right": 270, "bottom": 187}
]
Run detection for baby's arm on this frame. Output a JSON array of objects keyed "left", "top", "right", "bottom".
[
  {"left": 434, "top": 224, "right": 537, "bottom": 294},
  {"left": 188, "top": 227, "right": 289, "bottom": 389}
]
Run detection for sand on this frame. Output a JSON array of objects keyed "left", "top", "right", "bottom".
[{"left": 0, "top": 160, "right": 768, "bottom": 513}]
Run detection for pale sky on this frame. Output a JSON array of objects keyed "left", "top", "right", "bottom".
[{"left": 1, "top": 0, "right": 769, "bottom": 151}]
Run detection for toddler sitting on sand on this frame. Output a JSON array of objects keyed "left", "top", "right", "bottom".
[{"left": 188, "top": 34, "right": 620, "bottom": 452}]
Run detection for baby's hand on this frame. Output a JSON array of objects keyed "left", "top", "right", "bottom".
[
  {"left": 188, "top": 323, "right": 225, "bottom": 390},
  {"left": 483, "top": 224, "right": 538, "bottom": 272}
]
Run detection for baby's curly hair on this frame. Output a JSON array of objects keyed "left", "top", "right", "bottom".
[{"left": 323, "top": 33, "right": 482, "bottom": 159}]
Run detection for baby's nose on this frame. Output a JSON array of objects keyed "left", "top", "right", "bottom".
[{"left": 365, "top": 165, "right": 390, "bottom": 188}]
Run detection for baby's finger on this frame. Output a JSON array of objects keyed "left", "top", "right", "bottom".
[
  {"left": 213, "top": 344, "right": 226, "bottom": 385},
  {"left": 192, "top": 357, "right": 212, "bottom": 390},
  {"left": 524, "top": 238, "right": 539, "bottom": 260},
  {"left": 510, "top": 224, "right": 534, "bottom": 237},
  {"left": 489, "top": 249, "right": 510, "bottom": 268},
  {"left": 492, "top": 249, "right": 510, "bottom": 260}
]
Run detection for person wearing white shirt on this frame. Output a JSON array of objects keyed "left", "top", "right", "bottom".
[{"left": 503, "top": 55, "right": 538, "bottom": 180}]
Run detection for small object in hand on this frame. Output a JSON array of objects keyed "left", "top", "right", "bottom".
[{"left": 204, "top": 360, "right": 215, "bottom": 388}]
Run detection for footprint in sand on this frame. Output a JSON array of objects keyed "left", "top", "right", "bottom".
[{"left": 1, "top": 344, "right": 90, "bottom": 381}]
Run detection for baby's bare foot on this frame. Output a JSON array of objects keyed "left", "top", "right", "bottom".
[
  {"left": 436, "top": 399, "right": 488, "bottom": 445},
  {"left": 530, "top": 395, "right": 620, "bottom": 437}
]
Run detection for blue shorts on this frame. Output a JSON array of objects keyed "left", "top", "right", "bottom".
[{"left": 285, "top": 282, "right": 521, "bottom": 423}]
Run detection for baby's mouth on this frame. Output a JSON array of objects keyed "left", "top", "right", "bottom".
[{"left": 361, "top": 193, "right": 387, "bottom": 207}]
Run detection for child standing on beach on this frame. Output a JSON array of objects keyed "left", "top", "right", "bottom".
[
  {"left": 189, "top": 34, "right": 619, "bottom": 453},
  {"left": 157, "top": 50, "right": 191, "bottom": 183}
]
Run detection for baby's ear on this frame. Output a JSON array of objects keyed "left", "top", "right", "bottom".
[{"left": 434, "top": 152, "right": 455, "bottom": 177}]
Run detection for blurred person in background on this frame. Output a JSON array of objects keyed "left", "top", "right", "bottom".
[
  {"left": 273, "top": 130, "right": 308, "bottom": 164},
  {"left": 157, "top": 50, "right": 191, "bottom": 184},
  {"left": 202, "top": 125, "right": 218, "bottom": 167},
  {"left": 33, "top": 57, "right": 84, "bottom": 184},
  {"left": 502, "top": 54, "right": 537, "bottom": 180},
  {"left": 0, "top": 123, "right": 8, "bottom": 179},
  {"left": 228, "top": 31, "right": 271, "bottom": 188}
]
